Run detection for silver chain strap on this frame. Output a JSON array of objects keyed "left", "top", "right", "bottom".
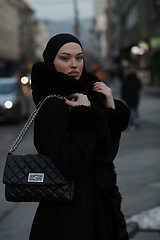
[{"left": 9, "top": 94, "right": 66, "bottom": 154}]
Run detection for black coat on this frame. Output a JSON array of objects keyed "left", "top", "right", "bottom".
[{"left": 29, "top": 62, "right": 130, "bottom": 240}]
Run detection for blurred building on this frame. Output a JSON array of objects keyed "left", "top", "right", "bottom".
[
  {"left": 89, "top": 0, "right": 108, "bottom": 66},
  {"left": 107, "top": 0, "right": 121, "bottom": 60},
  {"left": 106, "top": 0, "right": 123, "bottom": 81},
  {"left": 107, "top": 0, "right": 160, "bottom": 85},
  {"left": 35, "top": 21, "right": 51, "bottom": 61},
  {"left": 0, "top": 0, "right": 19, "bottom": 77},
  {"left": 0, "top": 0, "right": 47, "bottom": 78},
  {"left": 147, "top": 0, "right": 160, "bottom": 86},
  {"left": 18, "top": 0, "right": 37, "bottom": 77}
]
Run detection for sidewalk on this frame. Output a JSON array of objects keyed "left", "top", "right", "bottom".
[
  {"left": 124, "top": 85, "right": 160, "bottom": 239},
  {"left": 127, "top": 206, "right": 160, "bottom": 238}
]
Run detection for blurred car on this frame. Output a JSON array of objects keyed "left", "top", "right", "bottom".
[{"left": 0, "top": 77, "right": 30, "bottom": 122}]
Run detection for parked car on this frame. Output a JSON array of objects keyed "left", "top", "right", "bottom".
[{"left": 0, "top": 77, "right": 30, "bottom": 122}]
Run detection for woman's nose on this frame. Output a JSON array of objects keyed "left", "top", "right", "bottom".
[{"left": 70, "top": 58, "right": 77, "bottom": 68}]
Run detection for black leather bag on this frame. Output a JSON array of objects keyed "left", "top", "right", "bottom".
[{"left": 2, "top": 95, "right": 75, "bottom": 202}]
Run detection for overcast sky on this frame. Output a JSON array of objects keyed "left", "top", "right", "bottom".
[{"left": 24, "top": 0, "right": 94, "bottom": 22}]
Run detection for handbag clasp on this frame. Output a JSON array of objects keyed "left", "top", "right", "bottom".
[{"left": 28, "top": 173, "right": 44, "bottom": 183}]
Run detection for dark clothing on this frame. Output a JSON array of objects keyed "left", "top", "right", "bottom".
[
  {"left": 29, "top": 62, "right": 130, "bottom": 240},
  {"left": 122, "top": 73, "right": 142, "bottom": 108}
]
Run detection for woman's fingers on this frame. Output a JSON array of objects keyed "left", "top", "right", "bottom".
[
  {"left": 65, "top": 99, "right": 78, "bottom": 107},
  {"left": 93, "top": 82, "right": 108, "bottom": 91},
  {"left": 67, "top": 94, "right": 78, "bottom": 101},
  {"left": 93, "top": 82, "right": 111, "bottom": 96},
  {"left": 65, "top": 93, "right": 90, "bottom": 107},
  {"left": 93, "top": 82, "right": 115, "bottom": 109}
]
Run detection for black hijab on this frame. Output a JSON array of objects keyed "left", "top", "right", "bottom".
[{"left": 43, "top": 33, "right": 82, "bottom": 68}]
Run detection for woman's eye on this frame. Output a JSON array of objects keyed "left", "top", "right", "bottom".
[
  {"left": 77, "top": 56, "right": 83, "bottom": 61},
  {"left": 60, "top": 57, "right": 69, "bottom": 61}
]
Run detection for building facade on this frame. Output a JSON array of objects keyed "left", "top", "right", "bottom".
[
  {"left": 0, "top": 0, "right": 19, "bottom": 76},
  {"left": 0, "top": 0, "right": 39, "bottom": 78},
  {"left": 17, "top": 0, "right": 37, "bottom": 77},
  {"left": 108, "top": 0, "right": 160, "bottom": 85},
  {"left": 35, "top": 21, "right": 51, "bottom": 61},
  {"left": 89, "top": 0, "right": 108, "bottom": 65}
]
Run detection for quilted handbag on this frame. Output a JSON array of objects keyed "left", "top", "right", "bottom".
[{"left": 3, "top": 95, "right": 75, "bottom": 202}]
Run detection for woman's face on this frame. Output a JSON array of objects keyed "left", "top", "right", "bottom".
[{"left": 54, "top": 42, "right": 84, "bottom": 80}]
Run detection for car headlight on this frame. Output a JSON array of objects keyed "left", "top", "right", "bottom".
[{"left": 4, "top": 101, "right": 13, "bottom": 109}]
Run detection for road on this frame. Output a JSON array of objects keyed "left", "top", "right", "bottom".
[
  {"left": 0, "top": 85, "right": 160, "bottom": 240},
  {"left": 115, "top": 85, "right": 160, "bottom": 239}
]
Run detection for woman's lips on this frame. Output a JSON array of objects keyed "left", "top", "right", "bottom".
[{"left": 68, "top": 71, "right": 79, "bottom": 77}]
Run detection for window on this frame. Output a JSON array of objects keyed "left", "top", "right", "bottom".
[{"left": 125, "top": 4, "right": 139, "bottom": 30}]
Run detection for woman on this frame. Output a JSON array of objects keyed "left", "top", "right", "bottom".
[{"left": 29, "top": 33, "right": 130, "bottom": 240}]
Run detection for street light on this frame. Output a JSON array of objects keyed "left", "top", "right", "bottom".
[{"left": 72, "top": 0, "right": 81, "bottom": 36}]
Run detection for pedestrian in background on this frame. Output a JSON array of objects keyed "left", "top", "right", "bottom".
[
  {"left": 121, "top": 66, "right": 142, "bottom": 131},
  {"left": 29, "top": 33, "right": 130, "bottom": 240}
]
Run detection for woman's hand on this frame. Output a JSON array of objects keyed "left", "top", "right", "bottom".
[
  {"left": 93, "top": 82, "right": 115, "bottom": 109},
  {"left": 65, "top": 93, "right": 91, "bottom": 107}
]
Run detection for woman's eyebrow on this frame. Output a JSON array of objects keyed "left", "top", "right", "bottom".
[
  {"left": 60, "top": 52, "right": 83, "bottom": 56},
  {"left": 60, "top": 53, "right": 70, "bottom": 56}
]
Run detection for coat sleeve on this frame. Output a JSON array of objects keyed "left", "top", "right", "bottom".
[
  {"left": 34, "top": 98, "right": 108, "bottom": 179},
  {"left": 103, "top": 99, "right": 130, "bottom": 132},
  {"left": 102, "top": 99, "right": 130, "bottom": 161}
]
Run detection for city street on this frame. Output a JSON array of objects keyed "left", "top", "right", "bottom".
[
  {"left": 115, "top": 85, "right": 160, "bottom": 239},
  {"left": 0, "top": 84, "right": 160, "bottom": 240}
]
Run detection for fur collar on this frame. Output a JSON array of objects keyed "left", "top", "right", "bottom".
[{"left": 31, "top": 62, "right": 105, "bottom": 105}]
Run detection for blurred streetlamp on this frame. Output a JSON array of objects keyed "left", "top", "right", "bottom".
[
  {"left": 21, "top": 76, "right": 29, "bottom": 84},
  {"left": 72, "top": 0, "right": 81, "bottom": 37}
]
